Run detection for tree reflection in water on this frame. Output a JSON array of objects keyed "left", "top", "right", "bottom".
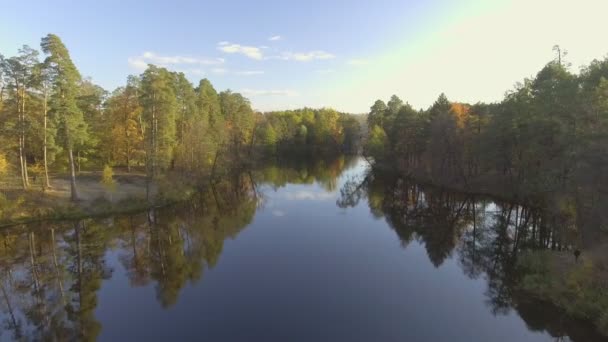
[
  {"left": 337, "top": 169, "right": 602, "bottom": 341},
  {"left": 0, "top": 156, "right": 355, "bottom": 341},
  {"left": 0, "top": 158, "right": 604, "bottom": 341}
]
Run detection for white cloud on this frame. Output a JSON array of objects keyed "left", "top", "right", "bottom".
[
  {"left": 211, "top": 68, "right": 227, "bottom": 74},
  {"left": 176, "top": 68, "right": 206, "bottom": 76},
  {"left": 272, "top": 210, "right": 286, "bottom": 217},
  {"left": 273, "top": 50, "right": 335, "bottom": 62},
  {"left": 268, "top": 35, "right": 282, "bottom": 41},
  {"left": 240, "top": 89, "right": 299, "bottom": 97},
  {"left": 235, "top": 70, "right": 264, "bottom": 76},
  {"left": 128, "top": 52, "right": 224, "bottom": 71},
  {"left": 283, "top": 191, "right": 335, "bottom": 201},
  {"left": 128, "top": 57, "right": 149, "bottom": 71},
  {"left": 217, "top": 42, "right": 263, "bottom": 60},
  {"left": 347, "top": 59, "right": 369, "bottom": 66},
  {"left": 316, "top": 69, "right": 335, "bottom": 74},
  {"left": 209, "top": 69, "right": 264, "bottom": 76}
]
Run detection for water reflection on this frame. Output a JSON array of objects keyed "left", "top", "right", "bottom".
[
  {"left": 0, "top": 157, "right": 605, "bottom": 341},
  {"left": 0, "top": 157, "right": 354, "bottom": 341},
  {"left": 338, "top": 170, "right": 602, "bottom": 341}
]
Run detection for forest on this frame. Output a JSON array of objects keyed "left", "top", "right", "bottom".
[
  {"left": 363, "top": 47, "right": 608, "bottom": 247},
  {"left": 0, "top": 34, "right": 361, "bottom": 222},
  {"left": 358, "top": 49, "right": 608, "bottom": 335}
]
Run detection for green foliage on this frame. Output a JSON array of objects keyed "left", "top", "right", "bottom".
[
  {"left": 365, "top": 125, "right": 388, "bottom": 162},
  {"left": 517, "top": 251, "right": 608, "bottom": 336},
  {"left": 2, "top": 34, "right": 362, "bottom": 193},
  {"left": 220, "top": 90, "right": 255, "bottom": 158},
  {"left": 261, "top": 123, "right": 277, "bottom": 153},
  {"left": 140, "top": 65, "right": 178, "bottom": 175},
  {"left": 364, "top": 53, "right": 608, "bottom": 203},
  {"left": 257, "top": 108, "right": 359, "bottom": 155},
  {"left": 368, "top": 99, "right": 387, "bottom": 128},
  {"left": 196, "top": 78, "right": 221, "bottom": 126},
  {"left": 340, "top": 115, "right": 362, "bottom": 154},
  {"left": 41, "top": 34, "right": 88, "bottom": 150}
]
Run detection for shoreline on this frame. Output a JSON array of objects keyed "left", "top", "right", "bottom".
[
  {"left": 372, "top": 161, "right": 608, "bottom": 337},
  {"left": 0, "top": 195, "right": 184, "bottom": 228}
]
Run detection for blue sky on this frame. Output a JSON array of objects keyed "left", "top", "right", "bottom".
[{"left": 2, "top": 0, "right": 607, "bottom": 112}]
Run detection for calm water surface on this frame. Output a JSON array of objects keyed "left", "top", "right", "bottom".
[{"left": 0, "top": 157, "right": 605, "bottom": 341}]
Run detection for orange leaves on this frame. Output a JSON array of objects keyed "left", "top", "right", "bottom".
[{"left": 450, "top": 103, "right": 471, "bottom": 129}]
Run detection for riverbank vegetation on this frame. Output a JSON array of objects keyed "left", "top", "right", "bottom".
[
  {"left": 0, "top": 34, "right": 361, "bottom": 224},
  {"left": 361, "top": 48, "right": 608, "bottom": 336},
  {"left": 517, "top": 250, "right": 608, "bottom": 336}
]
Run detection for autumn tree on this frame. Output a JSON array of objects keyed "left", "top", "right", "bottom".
[{"left": 105, "top": 78, "right": 143, "bottom": 171}]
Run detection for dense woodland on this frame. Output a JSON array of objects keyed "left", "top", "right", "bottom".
[
  {"left": 0, "top": 34, "right": 361, "bottom": 203},
  {"left": 363, "top": 48, "right": 608, "bottom": 245}
]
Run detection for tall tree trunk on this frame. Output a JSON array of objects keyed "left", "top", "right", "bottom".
[
  {"left": 43, "top": 90, "right": 51, "bottom": 188},
  {"left": 22, "top": 87, "right": 30, "bottom": 188},
  {"left": 19, "top": 135, "right": 27, "bottom": 189},
  {"left": 68, "top": 147, "right": 79, "bottom": 201},
  {"left": 23, "top": 158, "right": 29, "bottom": 187},
  {"left": 126, "top": 132, "right": 131, "bottom": 173},
  {"left": 16, "top": 87, "right": 27, "bottom": 189},
  {"left": 151, "top": 92, "right": 157, "bottom": 178}
]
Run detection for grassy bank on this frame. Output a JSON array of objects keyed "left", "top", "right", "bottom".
[
  {"left": 0, "top": 190, "right": 195, "bottom": 228},
  {"left": 0, "top": 171, "right": 198, "bottom": 228},
  {"left": 516, "top": 249, "right": 608, "bottom": 336}
]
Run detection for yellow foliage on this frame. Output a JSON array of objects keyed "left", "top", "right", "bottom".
[
  {"left": 450, "top": 103, "right": 471, "bottom": 129},
  {"left": 28, "top": 162, "right": 45, "bottom": 177},
  {"left": 101, "top": 165, "right": 116, "bottom": 191},
  {"left": 0, "top": 153, "right": 8, "bottom": 176}
]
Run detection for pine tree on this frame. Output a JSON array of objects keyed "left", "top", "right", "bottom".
[{"left": 41, "top": 34, "right": 88, "bottom": 201}]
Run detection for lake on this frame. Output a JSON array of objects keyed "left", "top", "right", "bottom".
[{"left": 0, "top": 157, "right": 605, "bottom": 341}]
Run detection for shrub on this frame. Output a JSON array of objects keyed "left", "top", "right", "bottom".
[
  {"left": 517, "top": 251, "right": 608, "bottom": 337},
  {"left": 101, "top": 165, "right": 116, "bottom": 191}
]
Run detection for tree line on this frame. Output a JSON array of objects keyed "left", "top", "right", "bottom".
[
  {"left": 0, "top": 34, "right": 361, "bottom": 201},
  {"left": 363, "top": 48, "right": 608, "bottom": 237}
]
